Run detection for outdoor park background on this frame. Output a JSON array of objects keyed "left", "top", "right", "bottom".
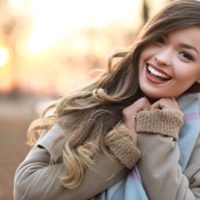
[{"left": 0, "top": 0, "right": 171, "bottom": 199}]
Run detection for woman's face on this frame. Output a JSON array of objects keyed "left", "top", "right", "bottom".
[{"left": 138, "top": 26, "right": 200, "bottom": 99}]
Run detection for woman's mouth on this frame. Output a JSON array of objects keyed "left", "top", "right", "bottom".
[{"left": 146, "top": 64, "right": 172, "bottom": 83}]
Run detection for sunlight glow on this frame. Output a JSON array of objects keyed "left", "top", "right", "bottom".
[
  {"left": 10, "top": 0, "right": 25, "bottom": 8},
  {"left": 0, "top": 47, "right": 9, "bottom": 67},
  {"left": 26, "top": 0, "right": 141, "bottom": 54},
  {"left": 0, "top": 0, "right": 167, "bottom": 94}
]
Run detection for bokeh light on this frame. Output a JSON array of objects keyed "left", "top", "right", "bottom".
[
  {"left": 0, "top": 0, "right": 169, "bottom": 94},
  {"left": 0, "top": 47, "right": 9, "bottom": 67}
]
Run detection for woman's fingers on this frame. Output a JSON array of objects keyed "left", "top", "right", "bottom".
[
  {"left": 151, "top": 98, "right": 179, "bottom": 111},
  {"left": 122, "top": 97, "right": 150, "bottom": 133},
  {"left": 123, "top": 97, "right": 150, "bottom": 116}
]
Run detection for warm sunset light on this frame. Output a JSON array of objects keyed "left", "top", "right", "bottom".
[
  {"left": 26, "top": 0, "right": 141, "bottom": 54},
  {"left": 0, "top": 0, "right": 168, "bottom": 94},
  {"left": 0, "top": 47, "right": 9, "bottom": 67}
]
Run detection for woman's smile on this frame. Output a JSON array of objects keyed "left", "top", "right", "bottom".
[
  {"left": 146, "top": 63, "right": 172, "bottom": 84},
  {"left": 138, "top": 26, "right": 200, "bottom": 99}
]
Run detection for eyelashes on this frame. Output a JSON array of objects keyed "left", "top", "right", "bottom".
[
  {"left": 178, "top": 51, "right": 194, "bottom": 61},
  {"left": 156, "top": 36, "right": 166, "bottom": 44}
]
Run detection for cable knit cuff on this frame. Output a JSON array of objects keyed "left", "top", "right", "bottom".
[
  {"left": 136, "top": 109, "right": 184, "bottom": 140},
  {"left": 105, "top": 124, "right": 141, "bottom": 169}
]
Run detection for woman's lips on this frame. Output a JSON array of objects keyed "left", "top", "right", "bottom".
[{"left": 145, "top": 64, "right": 172, "bottom": 84}]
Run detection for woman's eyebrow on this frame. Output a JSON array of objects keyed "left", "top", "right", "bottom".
[{"left": 180, "top": 43, "right": 199, "bottom": 55}]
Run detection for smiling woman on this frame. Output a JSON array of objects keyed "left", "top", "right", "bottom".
[{"left": 14, "top": 1, "right": 200, "bottom": 200}]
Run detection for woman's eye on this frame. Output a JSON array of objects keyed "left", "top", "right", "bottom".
[
  {"left": 179, "top": 51, "right": 194, "bottom": 61},
  {"left": 156, "top": 36, "right": 165, "bottom": 44}
]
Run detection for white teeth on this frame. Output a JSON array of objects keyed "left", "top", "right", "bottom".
[{"left": 147, "top": 65, "right": 170, "bottom": 80}]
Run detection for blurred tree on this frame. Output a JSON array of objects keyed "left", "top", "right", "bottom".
[
  {"left": 0, "top": 0, "right": 32, "bottom": 97},
  {"left": 142, "top": 0, "right": 149, "bottom": 24}
]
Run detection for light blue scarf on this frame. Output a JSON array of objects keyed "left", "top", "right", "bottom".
[{"left": 95, "top": 93, "right": 200, "bottom": 200}]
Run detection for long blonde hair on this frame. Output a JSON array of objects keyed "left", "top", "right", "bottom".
[{"left": 27, "top": 0, "right": 200, "bottom": 189}]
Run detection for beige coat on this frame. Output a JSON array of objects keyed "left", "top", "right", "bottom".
[
  {"left": 14, "top": 124, "right": 128, "bottom": 200},
  {"left": 14, "top": 110, "right": 200, "bottom": 200}
]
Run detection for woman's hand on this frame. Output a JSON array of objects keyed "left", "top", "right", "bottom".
[
  {"left": 151, "top": 98, "right": 183, "bottom": 116},
  {"left": 122, "top": 97, "right": 150, "bottom": 136}
]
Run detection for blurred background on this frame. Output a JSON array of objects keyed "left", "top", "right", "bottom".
[{"left": 0, "top": 0, "right": 172, "bottom": 199}]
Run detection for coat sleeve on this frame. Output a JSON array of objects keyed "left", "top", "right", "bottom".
[
  {"left": 14, "top": 124, "right": 127, "bottom": 200},
  {"left": 136, "top": 110, "right": 200, "bottom": 200}
]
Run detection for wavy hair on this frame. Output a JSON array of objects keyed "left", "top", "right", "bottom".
[{"left": 27, "top": 0, "right": 200, "bottom": 189}]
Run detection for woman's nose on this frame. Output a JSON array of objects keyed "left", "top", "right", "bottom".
[{"left": 154, "top": 48, "right": 172, "bottom": 67}]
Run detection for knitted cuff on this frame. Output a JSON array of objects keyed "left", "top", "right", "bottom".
[
  {"left": 105, "top": 124, "right": 141, "bottom": 169},
  {"left": 136, "top": 109, "right": 184, "bottom": 140}
]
